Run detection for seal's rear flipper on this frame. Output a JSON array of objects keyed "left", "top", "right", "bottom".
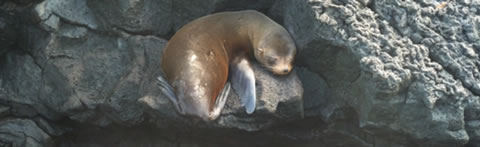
[
  {"left": 231, "top": 58, "right": 256, "bottom": 114},
  {"left": 209, "top": 82, "right": 231, "bottom": 120},
  {"left": 156, "top": 76, "right": 184, "bottom": 114}
]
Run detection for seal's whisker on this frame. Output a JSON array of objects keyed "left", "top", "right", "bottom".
[{"left": 260, "top": 65, "right": 273, "bottom": 71}]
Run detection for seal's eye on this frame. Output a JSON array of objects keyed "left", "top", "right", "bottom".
[{"left": 267, "top": 57, "right": 277, "bottom": 65}]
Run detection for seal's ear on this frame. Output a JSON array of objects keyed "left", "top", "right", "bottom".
[{"left": 230, "top": 58, "right": 256, "bottom": 114}]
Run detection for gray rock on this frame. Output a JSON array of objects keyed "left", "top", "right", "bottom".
[
  {"left": 295, "top": 67, "right": 330, "bottom": 119},
  {"left": 3, "top": 3, "right": 304, "bottom": 145},
  {"left": 282, "top": 0, "right": 479, "bottom": 146},
  {"left": 1, "top": 52, "right": 55, "bottom": 119},
  {"left": 0, "top": 105, "right": 9, "bottom": 117},
  {"left": 35, "top": 0, "right": 98, "bottom": 29},
  {"left": 33, "top": 0, "right": 275, "bottom": 38},
  {"left": 2, "top": 0, "right": 480, "bottom": 146},
  {"left": 140, "top": 62, "right": 304, "bottom": 131},
  {"left": 88, "top": 0, "right": 172, "bottom": 36},
  {"left": 0, "top": 119, "right": 51, "bottom": 147},
  {"left": 172, "top": 0, "right": 275, "bottom": 31},
  {"left": 0, "top": 10, "right": 18, "bottom": 56},
  {"left": 32, "top": 117, "right": 67, "bottom": 137},
  {"left": 214, "top": 63, "right": 303, "bottom": 130}
]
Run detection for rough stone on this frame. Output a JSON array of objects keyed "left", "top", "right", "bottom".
[
  {"left": 2, "top": 3, "right": 304, "bottom": 144},
  {"left": 139, "top": 60, "right": 304, "bottom": 131},
  {"left": 0, "top": 10, "right": 18, "bottom": 56},
  {"left": 88, "top": 0, "right": 172, "bottom": 36},
  {"left": 0, "top": 105, "right": 9, "bottom": 117},
  {"left": 0, "top": 119, "right": 51, "bottom": 146},
  {"left": 172, "top": 0, "right": 275, "bottom": 31},
  {"left": 34, "top": 0, "right": 98, "bottom": 29},
  {"left": 282, "top": 0, "right": 480, "bottom": 146},
  {"left": 215, "top": 63, "right": 303, "bottom": 130},
  {"left": 1, "top": 0, "right": 480, "bottom": 146}
]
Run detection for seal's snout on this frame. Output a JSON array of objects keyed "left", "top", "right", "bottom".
[
  {"left": 277, "top": 68, "right": 291, "bottom": 75},
  {"left": 272, "top": 64, "right": 292, "bottom": 75}
]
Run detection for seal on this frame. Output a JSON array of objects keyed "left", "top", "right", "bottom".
[{"left": 157, "top": 10, "right": 296, "bottom": 121}]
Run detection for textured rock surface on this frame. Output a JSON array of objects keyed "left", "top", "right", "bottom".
[
  {"left": 0, "top": 0, "right": 303, "bottom": 146},
  {"left": 0, "top": 119, "right": 52, "bottom": 146},
  {"left": 0, "top": 10, "right": 18, "bottom": 56},
  {"left": 281, "top": 0, "right": 480, "bottom": 146},
  {"left": 1, "top": 0, "right": 480, "bottom": 146},
  {"left": 139, "top": 62, "right": 303, "bottom": 131}
]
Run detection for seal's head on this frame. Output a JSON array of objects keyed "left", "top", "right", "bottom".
[{"left": 254, "top": 31, "right": 296, "bottom": 75}]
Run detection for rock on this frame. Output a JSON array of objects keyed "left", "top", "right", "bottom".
[
  {"left": 2, "top": 0, "right": 480, "bottom": 146},
  {"left": 1, "top": 52, "right": 52, "bottom": 119},
  {"left": 466, "top": 102, "right": 480, "bottom": 147},
  {"left": 3, "top": 3, "right": 304, "bottom": 145},
  {"left": 2, "top": 18, "right": 168, "bottom": 126},
  {"left": 282, "top": 0, "right": 478, "bottom": 146},
  {"left": 88, "top": 0, "right": 172, "bottom": 36},
  {"left": 295, "top": 67, "right": 330, "bottom": 118},
  {"left": 140, "top": 61, "right": 304, "bottom": 131},
  {"left": 0, "top": 119, "right": 51, "bottom": 146},
  {"left": 32, "top": 0, "right": 276, "bottom": 38},
  {"left": 172, "top": 0, "right": 275, "bottom": 31},
  {"left": 34, "top": 0, "right": 98, "bottom": 29},
  {"left": 214, "top": 63, "right": 303, "bottom": 130},
  {"left": 0, "top": 10, "right": 18, "bottom": 56}
]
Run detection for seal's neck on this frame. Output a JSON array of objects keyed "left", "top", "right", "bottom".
[{"left": 247, "top": 19, "right": 273, "bottom": 53}]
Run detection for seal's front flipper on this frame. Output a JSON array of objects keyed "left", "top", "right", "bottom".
[
  {"left": 156, "top": 76, "right": 184, "bottom": 114},
  {"left": 231, "top": 58, "right": 256, "bottom": 114},
  {"left": 209, "top": 82, "right": 231, "bottom": 120}
]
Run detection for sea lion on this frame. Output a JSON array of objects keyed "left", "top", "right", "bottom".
[{"left": 157, "top": 10, "right": 296, "bottom": 121}]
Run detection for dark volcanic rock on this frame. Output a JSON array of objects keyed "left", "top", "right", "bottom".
[
  {"left": 1, "top": 0, "right": 480, "bottom": 146},
  {"left": 140, "top": 62, "right": 303, "bottom": 131},
  {"left": 0, "top": 0, "right": 304, "bottom": 146},
  {"left": 0, "top": 9, "right": 19, "bottom": 56},
  {"left": 0, "top": 119, "right": 51, "bottom": 146},
  {"left": 280, "top": 0, "right": 480, "bottom": 146}
]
